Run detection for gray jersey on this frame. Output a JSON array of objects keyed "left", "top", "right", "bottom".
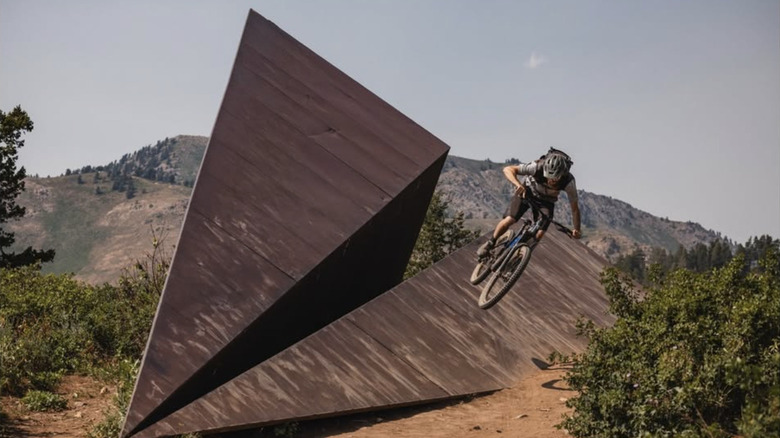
[{"left": 516, "top": 161, "right": 578, "bottom": 204}]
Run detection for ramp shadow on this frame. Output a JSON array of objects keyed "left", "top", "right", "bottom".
[
  {"left": 541, "top": 379, "right": 572, "bottom": 391},
  {"left": 532, "top": 357, "right": 551, "bottom": 370},
  {"left": 210, "top": 392, "right": 498, "bottom": 438}
]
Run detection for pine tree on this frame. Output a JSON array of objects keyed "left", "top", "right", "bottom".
[
  {"left": 126, "top": 178, "right": 136, "bottom": 199},
  {"left": 0, "top": 106, "right": 55, "bottom": 267},
  {"left": 404, "top": 191, "right": 479, "bottom": 278}
]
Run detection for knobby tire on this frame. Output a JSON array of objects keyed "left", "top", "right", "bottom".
[
  {"left": 470, "top": 231, "right": 514, "bottom": 285},
  {"left": 470, "top": 245, "right": 506, "bottom": 285},
  {"left": 478, "top": 244, "right": 532, "bottom": 309},
  {"left": 470, "top": 260, "right": 491, "bottom": 285}
]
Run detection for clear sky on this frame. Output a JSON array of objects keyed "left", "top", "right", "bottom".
[{"left": 1, "top": 0, "right": 778, "bottom": 243}]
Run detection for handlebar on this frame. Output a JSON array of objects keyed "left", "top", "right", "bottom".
[
  {"left": 520, "top": 195, "right": 576, "bottom": 238},
  {"left": 552, "top": 221, "right": 574, "bottom": 238}
]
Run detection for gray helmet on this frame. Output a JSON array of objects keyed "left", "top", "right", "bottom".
[{"left": 543, "top": 153, "right": 569, "bottom": 180}]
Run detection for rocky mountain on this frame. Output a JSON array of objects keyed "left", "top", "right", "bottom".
[{"left": 8, "top": 135, "right": 724, "bottom": 284}]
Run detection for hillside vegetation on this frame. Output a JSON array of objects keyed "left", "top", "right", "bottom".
[
  {"left": 557, "top": 248, "right": 780, "bottom": 437},
  {"left": 14, "top": 175, "right": 189, "bottom": 284},
  {"left": 66, "top": 136, "right": 206, "bottom": 188},
  {"left": 0, "top": 244, "right": 169, "bottom": 437}
]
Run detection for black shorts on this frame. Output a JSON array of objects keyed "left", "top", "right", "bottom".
[{"left": 504, "top": 192, "right": 555, "bottom": 231}]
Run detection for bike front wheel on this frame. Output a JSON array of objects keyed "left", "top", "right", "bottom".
[{"left": 478, "top": 244, "right": 533, "bottom": 309}]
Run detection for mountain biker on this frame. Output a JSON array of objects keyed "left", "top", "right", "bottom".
[{"left": 477, "top": 148, "right": 582, "bottom": 257}]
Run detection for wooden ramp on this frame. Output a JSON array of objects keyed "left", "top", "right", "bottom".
[
  {"left": 137, "top": 229, "right": 611, "bottom": 437},
  {"left": 121, "top": 9, "right": 448, "bottom": 438}
]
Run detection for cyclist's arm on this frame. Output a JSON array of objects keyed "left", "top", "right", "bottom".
[
  {"left": 503, "top": 165, "right": 522, "bottom": 189},
  {"left": 564, "top": 178, "right": 582, "bottom": 239},
  {"left": 570, "top": 202, "right": 581, "bottom": 239},
  {"left": 504, "top": 162, "right": 537, "bottom": 194}
]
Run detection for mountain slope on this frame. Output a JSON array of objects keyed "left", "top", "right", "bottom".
[
  {"left": 7, "top": 136, "right": 723, "bottom": 284},
  {"left": 14, "top": 175, "right": 190, "bottom": 284}
]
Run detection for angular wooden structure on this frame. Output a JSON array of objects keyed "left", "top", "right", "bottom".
[
  {"left": 121, "top": 10, "right": 449, "bottom": 438},
  {"left": 136, "top": 229, "right": 611, "bottom": 437}
]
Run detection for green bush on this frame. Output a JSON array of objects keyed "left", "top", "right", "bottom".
[
  {"left": 21, "top": 390, "right": 67, "bottom": 412},
  {"left": 0, "top": 266, "right": 95, "bottom": 395},
  {"left": 559, "top": 250, "right": 780, "bottom": 437},
  {"left": 88, "top": 240, "right": 170, "bottom": 437},
  {"left": 0, "top": 245, "right": 165, "bottom": 396},
  {"left": 89, "top": 359, "right": 139, "bottom": 438},
  {"left": 404, "top": 191, "right": 479, "bottom": 279}
]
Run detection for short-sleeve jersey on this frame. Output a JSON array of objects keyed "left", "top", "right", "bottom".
[{"left": 516, "top": 161, "right": 578, "bottom": 204}]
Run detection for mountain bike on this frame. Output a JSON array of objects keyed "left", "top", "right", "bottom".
[{"left": 470, "top": 197, "right": 573, "bottom": 309}]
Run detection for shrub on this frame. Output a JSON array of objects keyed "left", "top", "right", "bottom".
[
  {"left": 0, "top": 267, "right": 95, "bottom": 395},
  {"left": 405, "top": 191, "right": 479, "bottom": 279},
  {"left": 559, "top": 250, "right": 780, "bottom": 437},
  {"left": 90, "top": 237, "right": 170, "bottom": 437},
  {"left": 89, "top": 359, "right": 139, "bottom": 438},
  {"left": 0, "top": 234, "right": 168, "bottom": 397},
  {"left": 21, "top": 390, "right": 67, "bottom": 412}
]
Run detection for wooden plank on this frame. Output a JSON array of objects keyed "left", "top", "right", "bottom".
[
  {"left": 124, "top": 211, "right": 295, "bottom": 431},
  {"left": 187, "top": 171, "right": 321, "bottom": 280},
  {"left": 141, "top": 320, "right": 450, "bottom": 437},
  {"left": 223, "top": 63, "right": 414, "bottom": 196},
  {"left": 242, "top": 14, "right": 447, "bottom": 167},
  {"left": 211, "top": 109, "right": 392, "bottom": 213},
  {"left": 196, "top": 139, "right": 364, "bottom": 250}
]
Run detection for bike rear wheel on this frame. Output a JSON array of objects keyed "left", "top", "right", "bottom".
[
  {"left": 469, "top": 231, "right": 514, "bottom": 285},
  {"left": 478, "top": 244, "right": 533, "bottom": 309},
  {"left": 470, "top": 260, "right": 491, "bottom": 285}
]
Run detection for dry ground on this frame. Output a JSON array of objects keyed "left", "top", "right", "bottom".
[
  {"left": 223, "top": 365, "right": 574, "bottom": 438},
  {"left": 0, "top": 376, "right": 116, "bottom": 438},
  {"left": 1, "top": 366, "right": 573, "bottom": 438}
]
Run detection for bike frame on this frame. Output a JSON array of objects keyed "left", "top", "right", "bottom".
[
  {"left": 473, "top": 196, "right": 574, "bottom": 309},
  {"left": 489, "top": 197, "right": 572, "bottom": 267}
]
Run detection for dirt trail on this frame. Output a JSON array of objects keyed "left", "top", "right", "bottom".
[
  {"left": 238, "top": 366, "right": 574, "bottom": 438},
  {"left": 1, "top": 367, "right": 573, "bottom": 438},
  {"left": 0, "top": 375, "right": 115, "bottom": 438}
]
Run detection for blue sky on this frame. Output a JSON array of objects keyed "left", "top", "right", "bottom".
[{"left": 1, "top": 0, "right": 778, "bottom": 243}]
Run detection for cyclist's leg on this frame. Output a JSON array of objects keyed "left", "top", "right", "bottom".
[
  {"left": 535, "top": 201, "right": 555, "bottom": 241},
  {"left": 493, "top": 216, "right": 516, "bottom": 240},
  {"left": 497, "top": 189, "right": 530, "bottom": 238},
  {"left": 478, "top": 190, "right": 527, "bottom": 256}
]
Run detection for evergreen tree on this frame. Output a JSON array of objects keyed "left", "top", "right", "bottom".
[
  {"left": 614, "top": 248, "right": 646, "bottom": 283},
  {"left": 126, "top": 178, "right": 136, "bottom": 199},
  {"left": 708, "top": 239, "right": 732, "bottom": 269},
  {"left": 0, "top": 106, "right": 55, "bottom": 267},
  {"left": 736, "top": 235, "right": 780, "bottom": 268},
  {"left": 404, "top": 191, "right": 479, "bottom": 278}
]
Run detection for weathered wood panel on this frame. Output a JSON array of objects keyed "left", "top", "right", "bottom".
[
  {"left": 122, "top": 9, "right": 449, "bottom": 438},
  {"left": 139, "top": 229, "right": 612, "bottom": 437}
]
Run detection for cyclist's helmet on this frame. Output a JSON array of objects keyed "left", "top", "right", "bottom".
[{"left": 543, "top": 152, "right": 569, "bottom": 180}]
